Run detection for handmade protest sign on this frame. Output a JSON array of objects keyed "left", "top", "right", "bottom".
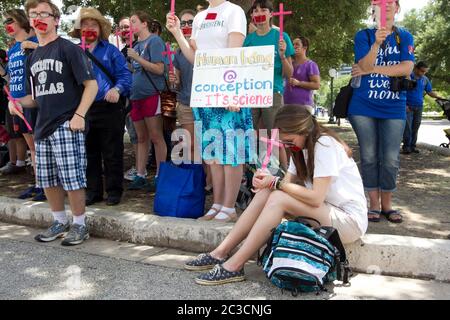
[{"left": 190, "top": 45, "right": 275, "bottom": 108}]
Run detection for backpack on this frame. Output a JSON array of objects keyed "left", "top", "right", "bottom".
[{"left": 258, "top": 218, "right": 351, "bottom": 296}]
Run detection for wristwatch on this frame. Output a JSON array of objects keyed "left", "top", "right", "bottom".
[{"left": 113, "top": 87, "right": 121, "bottom": 94}]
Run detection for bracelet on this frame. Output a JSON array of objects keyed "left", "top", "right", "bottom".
[
  {"left": 275, "top": 178, "right": 283, "bottom": 190},
  {"left": 270, "top": 177, "right": 280, "bottom": 190},
  {"left": 75, "top": 112, "right": 85, "bottom": 119}
]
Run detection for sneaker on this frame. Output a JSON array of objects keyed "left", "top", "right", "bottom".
[
  {"left": 144, "top": 176, "right": 158, "bottom": 193},
  {"left": 61, "top": 224, "right": 90, "bottom": 246},
  {"left": 34, "top": 221, "right": 70, "bottom": 242},
  {"left": 412, "top": 148, "right": 420, "bottom": 154},
  {"left": 18, "top": 186, "right": 37, "bottom": 199},
  {"left": 185, "top": 253, "right": 227, "bottom": 271},
  {"left": 195, "top": 264, "right": 245, "bottom": 286},
  {"left": 124, "top": 167, "right": 147, "bottom": 181},
  {"left": 106, "top": 195, "right": 121, "bottom": 206},
  {"left": 31, "top": 188, "right": 47, "bottom": 201},
  {"left": 0, "top": 162, "right": 26, "bottom": 175},
  {"left": 127, "top": 176, "right": 149, "bottom": 190}
]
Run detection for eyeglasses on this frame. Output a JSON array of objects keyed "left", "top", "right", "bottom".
[
  {"left": 28, "top": 12, "right": 55, "bottom": 19},
  {"left": 3, "top": 18, "right": 14, "bottom": 25},
  {"left": 180, "top": 20, "right": 193, "bottom": 27}
]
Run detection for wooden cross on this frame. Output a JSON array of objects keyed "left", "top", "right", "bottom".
[
  {"left": 372, "top": 0, "right": 396, "bottom": 28},
  {"left": 3, "top": 86, "right": 33, "bottom": 132},
  {"left": 272, "top": 3, "right": 292, "bottom": 41},
  {"left": 162, "top": 42, "right": 176, "bottom": 73}
]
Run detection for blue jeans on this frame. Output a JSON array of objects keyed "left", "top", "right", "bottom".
[
  {"left": 349, "top": 115, "right": 406, "bottom": 192},
  {"left": 402, "top": 106, "right": 423, "bottom": 151}
]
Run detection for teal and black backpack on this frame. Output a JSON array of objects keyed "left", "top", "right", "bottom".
[{"left": 258, "top": 218, "right": 351, "bottom": 296}]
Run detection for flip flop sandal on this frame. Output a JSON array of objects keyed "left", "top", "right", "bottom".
[
  {"left": 368, "top": 210, "right": 381, "bottom": 222},
  {"left": 382, "top": 210, "right": 403, "bottom": 224}
]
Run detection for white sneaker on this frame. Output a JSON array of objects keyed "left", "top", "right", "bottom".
[{"left": 124, "top": 167, "right": 147, "bottom": 181}]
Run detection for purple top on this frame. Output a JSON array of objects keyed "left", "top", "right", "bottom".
[{"left": 283, "top": 60, "right": 320, "bottom": 106}]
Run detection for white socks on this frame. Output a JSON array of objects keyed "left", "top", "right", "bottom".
[
  {"left": 53, "top": 211, "right": 68, "bottom": 225},
  {"left": 15, "top": 160, "right": 25, "bottom": 167},
  {"left": 73, "top": 214, "right": 86, "bottom": 226},
  {"left": 205, "top": 203, "right": 222, "bottom": 217},
  {"left": 215, "top": 206, "right": 236, "bottom": 220}
]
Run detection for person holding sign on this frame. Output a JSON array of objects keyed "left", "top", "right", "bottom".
[
  {"left": 348, "top": 0, "right": 414, "bottom": 224},
  {"left": 127, "top": 11, "right": 167, "bottom": 192},
  {"left": 166, "top": 0, "right": 252, "bottom": 223},
  {"left": 243, "top": 0, "right": 294, "bottom": 134},
  {"left": 185, "top": 106, "right": 367, "bottom": 285}
]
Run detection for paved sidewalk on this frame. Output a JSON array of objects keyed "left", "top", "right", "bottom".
[{"left": 1, "top": 222, "right": 449, "bottom": 300}]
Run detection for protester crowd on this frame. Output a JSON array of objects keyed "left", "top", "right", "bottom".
[{"left": 0, "top": 0, "right": 434, "bottom": 286}]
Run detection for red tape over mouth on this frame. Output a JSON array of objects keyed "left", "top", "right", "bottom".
[
  {"left": 34, "top": 21, "right": 48, "bottom": 31},
  {"left": 181, "top": 27, "right": 192, "bottom": 36},
  {"left": 5, "top": 25, "right": 15, "bottom": 34},
  {"left": 82, "top": 30, "right": 98, "bottom": 38},
  {"left": 252, "top": 15, "right": 267, "bottom": 23}
]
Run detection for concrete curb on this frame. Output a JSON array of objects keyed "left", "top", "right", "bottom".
[
  {"left": 417, "top": 142, "right": 450, "bottom": 156},
  {"left": 1, "top": 196, "right": 449, "bottom": 282}
]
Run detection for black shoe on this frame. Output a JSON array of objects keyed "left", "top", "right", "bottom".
[
  {"left": 401, "top": 149, "right": 411, "bottom": 155},
  {"left": 412, "top": 148, "right": 420, "bottom": 154},
  {"left": 86, "top": 195, "right": 103, "bottom": 206},
  {"left": 106, "top": 195, "right": 121, "bottom": 206}
]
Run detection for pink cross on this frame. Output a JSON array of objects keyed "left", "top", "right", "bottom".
[
  {"left": 115, "top": 28, "right": 121, "bottom": 48},
  {"left": 259, "top": 129, "right": 281, "bottom": 170},
  {"left": 162, "top": 42, "right": 176, "bottom": 73},
  {"left": 372, "top": 0, "right": 396, "bottom": 28},
  {"left": 272, "top": 3, "right": 292, "bottom": 41},
  {"left": 3, "top": 86, "right": 33, "bottom": 132},
  {"left": 80, "top": 36, "right": 90, "bottom": 51},
  {"left": 170, "top": 0, "right": 176, "bottom": 16}
]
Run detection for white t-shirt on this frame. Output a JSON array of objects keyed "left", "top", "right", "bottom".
[
  {"left": 191, "top": 1, "right": 247, "bottom": 50},
  {"left": 287, "top": 136, "right": 368, "bottom": 234}
]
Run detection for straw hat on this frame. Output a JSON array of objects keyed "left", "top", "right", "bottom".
[{"left": 68, "top": 8, "right": 111, "bottom": 40}]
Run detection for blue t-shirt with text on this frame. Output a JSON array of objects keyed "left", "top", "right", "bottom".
[
  {"left": 348, "top": 28, "right": 415, "bottom": 120},
  {"left": 406, "top": 73, "right": 432, "bottom": 108},
  {"left": 173, "top": 49, "right": 193, "bottom": 106},
  {"left": 6, "top": 36, "right": 38, "bottom": 99}
]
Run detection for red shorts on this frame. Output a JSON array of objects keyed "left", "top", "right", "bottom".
[{"left": 130, "top": 94, "right": 161, "bottom": 122}]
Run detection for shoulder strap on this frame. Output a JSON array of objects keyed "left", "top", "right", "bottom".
[
  {"left": 84, "top": 49, "right": 116, "bottom": 86},
  {"left": 141, "top": 69, "right": 161, "bottom": 95}
]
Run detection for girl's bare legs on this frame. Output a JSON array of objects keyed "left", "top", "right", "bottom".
[
  {"left": 133, "top": 120, "right": 149, "bottom": 176},
  {"left": 210, "top": 189, "right": 271, "bottom": 260},
  {"left": 222, "top": 190, "right": 332, "bottom": 272}
]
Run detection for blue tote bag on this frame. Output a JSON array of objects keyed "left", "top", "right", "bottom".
[{"left": 154, "top": 162, "right": 206, "bottom": 219}]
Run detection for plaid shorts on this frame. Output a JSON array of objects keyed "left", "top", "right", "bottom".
[{"left": 35, "top": 121, "right": 87, "bottom": 191}]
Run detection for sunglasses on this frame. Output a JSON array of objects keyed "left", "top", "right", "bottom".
[
  {"left": 3, "top": 18, "right": 14, "bottom": 25},
  {"left": 180, "top": 20, "right": 193, "bottom": 27}
]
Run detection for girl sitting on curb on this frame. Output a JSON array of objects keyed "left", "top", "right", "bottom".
[{"left": 185, "top": 105, "right": 368, "bottom": 285}]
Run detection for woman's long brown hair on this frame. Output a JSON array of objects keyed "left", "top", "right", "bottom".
[{"left": 274, "top": 105, "right": 352, "bottom": 185}]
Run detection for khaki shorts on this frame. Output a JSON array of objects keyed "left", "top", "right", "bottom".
[
  {"left": 252, "top": 92, "right": 283, "bottom": 131},
  {"left": 328, "top": 204, "right": 364, "bottom": 244},
  {"left": 176, "top": 102, "right": 194, "bottom": 126}
]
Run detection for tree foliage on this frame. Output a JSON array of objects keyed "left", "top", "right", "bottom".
[{"left": 60, "top": 0, "right": 369, "bottom": 76}]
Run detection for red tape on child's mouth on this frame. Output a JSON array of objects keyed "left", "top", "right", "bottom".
[
  {"left": 34, "top": 21, "right": 48, "bottom": 31},
  {"left": 82, "top": 30, "right": 98, "bottom": 38},
  {"left": 6, "top": 25, "right": 15, "bottom": 34},
  {"left": 252, "top": 15, "right": 267, "bottom": 23}
]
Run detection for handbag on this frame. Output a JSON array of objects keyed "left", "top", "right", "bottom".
[
  {"left": 142, "top": 69, "right": 177, "bottom": 118},
  {"left": 333, "top": 81, "right": 353, "bottom": 119},
  {"left": 154, "top": 162, "right": 206, "bottom": 219}
]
